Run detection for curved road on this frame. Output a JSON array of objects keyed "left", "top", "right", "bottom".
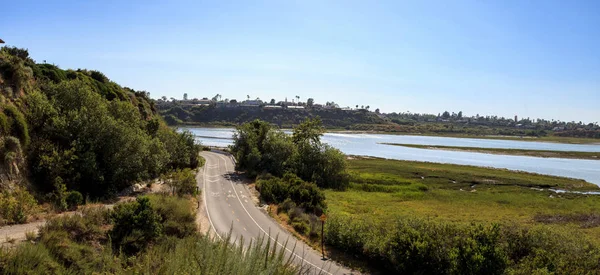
[{"left": 200, "top": 151, "right": 354, "bottom": 275}]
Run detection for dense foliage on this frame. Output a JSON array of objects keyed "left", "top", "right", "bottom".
[
  {"left": 326, "top": 215, "right": 600, "bottom": 274},
  {"left": 231, "top": 118, "right": 349, "bottom": 190},
  {"left": 0, "top": 195, "right": 299, "bottom": 274},
  {"left": 256, "top": 173, "right": 326, "bottom": 215},
  {"left": 0, "top": 46, "right": 201, "bottom": 223}
]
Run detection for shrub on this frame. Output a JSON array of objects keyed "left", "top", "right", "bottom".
[
  {"left": 147, "top": 194, "right": 196, "bottom": 238},
  {"left": 66, "top": 191, "right": 83, "bottom": 210},
  {"left": 2, "top": 105, "right": 29, "bottom": 147},
  {"left": 292, "top": 221, "right": 309, "bottom": 235},
  {"left": 0, "top": 113, "right": 8, "bottom": 135},
  {"left": 257, "top": 173, "right": 326, "bottom": 215},
  {"left": 0, "top": 187, "right": 38, "bottom": 224},
  {"left": 110, "top": 196, "right": 163, "bottom": 254},
  {"left": 40, "top": 207, "right": 110, "bottom": 244},
  {"left": 163, "top": 168, "right": 198, "bottom": 196}
]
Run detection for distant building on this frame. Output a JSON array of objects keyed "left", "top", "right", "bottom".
[
  {"left": 287, "top": 105, "right": 305, "bottom": 109},
  {"left": 197, "top": 98, "right": 213, "bottom": 105},
  {"left": 263, "top": 105, "right": 282, "bottom": 109}
]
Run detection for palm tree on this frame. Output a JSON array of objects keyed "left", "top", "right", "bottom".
[
  {"left": 356, "top": 105, "right": 359, "bottom": 109},
  {"left": 296, "top": 95, "right": 300, "bottom": 104},
  {"left": 247, "top": 95, "right": 250, "bottom": 100}
]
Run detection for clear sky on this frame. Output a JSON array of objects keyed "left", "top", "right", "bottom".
[{"left": 2, "top": 0, "right": 599, "bottom": 122}]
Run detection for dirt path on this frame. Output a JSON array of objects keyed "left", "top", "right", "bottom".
[
  {"left": 0, "top": 220, "right": 46, "bottom": 248},
  {"left": 0, "top": 196, "right": 138, "bottom": 248}
]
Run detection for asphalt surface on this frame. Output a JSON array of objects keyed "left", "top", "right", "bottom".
[{"left": 200, "top": 151, "right": 354, "bottom": 275}]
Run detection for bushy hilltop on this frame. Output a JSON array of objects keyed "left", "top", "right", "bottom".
[
  {"left": 158, "top": 101, "right": 388, "bottom": 129},
  {"left": 0, "top": 46, "right": 200, "bottom": 224}
]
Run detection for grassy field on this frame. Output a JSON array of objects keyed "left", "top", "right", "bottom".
[
  {"left": 382, "top": 143, "right": 600, "bottom": 160},
  {"left": 325, "top": 158, "right": 600, "bottom": 243}
]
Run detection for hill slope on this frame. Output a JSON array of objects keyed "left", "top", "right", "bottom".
[{"left": 0, "top": 46, "right": 200, "bottom": 224}]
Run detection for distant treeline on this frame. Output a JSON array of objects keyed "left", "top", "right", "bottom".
[
  {"left": 158, "top": 103, "right": 386, "bottom": 129},
  {"left": 157, "top": 101, "right": 599, "bottom": 139}
]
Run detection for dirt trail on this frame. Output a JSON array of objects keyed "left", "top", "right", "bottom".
[{"left": 0, "top": 220, "right": 46, "bottom": 248}]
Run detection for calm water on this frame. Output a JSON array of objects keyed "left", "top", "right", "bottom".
[{"left": 181, "top": 127, "right": 600, "bottom": 186}]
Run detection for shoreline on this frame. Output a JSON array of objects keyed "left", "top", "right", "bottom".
[
  {"left": 381, "top": 143, "right": 600, "bottom": 161},
  {"left": 176, "top": 124, "right": 600, "bottom": 145}
]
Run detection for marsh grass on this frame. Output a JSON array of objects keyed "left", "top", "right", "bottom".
[
  {"left": 382, "top": 143, "right": 600, "bottom": 160},
  {"left": 323, "top": 158, "right": 600, "bottom": 273}
]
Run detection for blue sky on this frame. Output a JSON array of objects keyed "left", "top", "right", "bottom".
[{"left": 2, "top": 0, "right": 599, "bottom": 122}]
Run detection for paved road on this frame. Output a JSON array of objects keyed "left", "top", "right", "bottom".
[{"left": 200, "top": 151, "right": 354, "bottom": 275}]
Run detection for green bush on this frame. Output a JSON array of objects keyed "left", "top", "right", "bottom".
[
  {"left": 2, "top": 105, "right": 29, "bottom": 147},
  {"left": 0, "top": 112, "right": 8, "bottom": 135},
  {"left": 110, "top": 196, "right": 163, "bottom": 254},
  {"left": 163, "top": 168, "right": 198, "bottom": 196},
  {"left": 66, "top": 191, "right": 83, "bottom": 210},
  {"left": 148, "top": 194, "right": 196, "bottom": 238},
  {"left": 257, "top": 173, "right": 326, "bottom": 215},
  {"left": 0, "top": 187, "right": 38, "bottom": 224}
]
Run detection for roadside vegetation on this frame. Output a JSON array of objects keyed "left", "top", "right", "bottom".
[
  {"left": 382, "top": 143, "right": 600, "bottom": 160},
  {"left": 231, "top": 118, "right": 348, "bottom": 242},
  {"left": 324, "top": 158, "right": 600, "bottom": 273},
  {"left": 0, "top": 46, "right": 201, "bottom": 225},
  {"left": 0, "top": 194, "right": 298, "bottom": 274}
]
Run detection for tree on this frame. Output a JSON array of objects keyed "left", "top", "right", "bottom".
[
  {"left": 212, "top": 94, "right": 221, "bottom": 102},
  {"left": 366, "top": 105, "right": 370, "bottom": 111},
  {"left": 442, "top": 111, "right": 450, "bottom": 119},
  {"left": 296, "top": 95, "right": 300, "bottom": 104},
  {"left": 292, "top": 117, "right": 324, "bottom": 145},
  {"left": 270, "top": 98, "right": 276, "bottom": 104},
  {"left": 458, "top": 111, "right": 463, "bottom": 119},
  {"left": 375, "top": 108, "right": 380, "bottom": 114},
  {"left": 356, "top": 105, "right": 359, "bottom": 109},
  {"left": 183, "top": 93, "right": 188, "bottom": 100},
  {"left": 247, "top": 95, "right": 250, "bottom": 100},
  {"left": 307, "top": 98, "right": 314, "bottom": 107},
  {"left": 161, "top": 96, "right": 167, "bottom": 101}
]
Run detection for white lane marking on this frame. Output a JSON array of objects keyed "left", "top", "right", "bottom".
[
  {"left": 202, "top": 153, "right": 223, "bottom": 241},
  {"left": 217, "top": 154, "right": 333, "bottom": 275}
]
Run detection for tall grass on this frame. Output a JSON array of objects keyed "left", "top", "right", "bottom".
[{"left": 137, "top": 234, "right": 301, "bottom": 274}]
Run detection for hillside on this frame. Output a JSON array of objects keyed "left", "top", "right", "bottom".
[
  {"left": 156, "top": 101, "right": 600, "bottom": 142},
  {"left": 157, "top": 101, "right": 389, "bottom": 128},
  {"left": 0, "top": 46, "right": 200, "bottom": 225}
]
